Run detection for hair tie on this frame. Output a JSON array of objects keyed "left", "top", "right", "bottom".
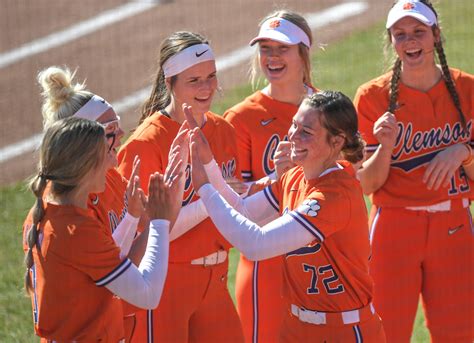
[{"left": 39, "top": 172, "right": 56, "bottom": 180}]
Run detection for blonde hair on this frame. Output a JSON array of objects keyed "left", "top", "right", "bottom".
[
  {"left": 250, "top": 10, "right": 313, "bottom": 88},
  {"left": 38, "top": 66, "right": 93, "bottom": 129},
  {"left": 386, "top": 0, "right": 466, "bottom": 130},
  {"left": 139, "top": 31, "right": 210, "bottom": 124},
  {"left": 24, "top": 117, "right": 106, "bottom": 294}
]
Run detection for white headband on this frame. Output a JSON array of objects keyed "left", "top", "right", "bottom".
[
  {"left": 163, "top": 44, "right": 215, "bottom": 78},
  {"left": 73, "top": 95, "right": 112, "bottom": 121},
  {"left": 249, "top": 17, "right": 311, "bottom": 48},
  {"left": 386, "top": 0, "right": 437, "bottom": 29}
]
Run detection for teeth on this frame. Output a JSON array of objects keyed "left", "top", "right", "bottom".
[
  {"left": 406, "top": 49, "right": 421, "bottom": 54},
  {"left": 268, "top": 65, "right": 284, "bottom": 70}
]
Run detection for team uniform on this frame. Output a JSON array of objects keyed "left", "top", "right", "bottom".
[
  {"left": 90, "top": 168, "right": 143, "bottom": 342},
  {"left": 198, "top": 162, "right": 385, "bottom": 342},
  {"left": 225, "top": 90, "right": 310, "bottom": 343},
  {"left": 22, "top": 203, "right": 129, "bottom": 342},
  {"left": 91, "top": 168, "right": 130, "bottom": 234},
  {"left": 118, "top": 111, "right": 244, "bottom": 343},
  {"left": 355, "top": 68, "right": 474, "bottom": 342}
]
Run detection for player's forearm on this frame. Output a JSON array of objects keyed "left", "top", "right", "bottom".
[
  {"left": 106, "top": 219, "right": 169, "bottom": 309},
  {"left": 357, "top": 147, "right": 392, "bottom": 194},
  {"left": 204, "top": 159, "right": 277, "bottom": 224},
  {"left": 169, "top": 200, "right": 208, "bottom": 241},
  {"left": 112, "top": 213, "right": 139, "bottom": 259},
  {"left": 198, "top": 183, "right": 313, "bottom": 260}
]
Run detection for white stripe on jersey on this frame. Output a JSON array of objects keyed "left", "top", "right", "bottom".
[
  {"left": 95, "top": 258, "right": 132, "bottom": 286},
  {"left": 289, "top": 211, "right": 325, "bottom": 242}
]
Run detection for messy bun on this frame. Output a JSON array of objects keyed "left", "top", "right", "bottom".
[{"left": 37, "top": 66, "right": 93, "bottom": 129}]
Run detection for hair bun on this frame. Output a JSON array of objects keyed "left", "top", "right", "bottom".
[{"left": 38, "top": 66, "right": 83, "bottom": 107}]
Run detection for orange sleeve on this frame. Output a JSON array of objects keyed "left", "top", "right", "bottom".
[
  {"left": 224, "top": 110, "right": 253, "bottom": 181},
  {"left": 118, "top": 140, "right": 164, "bottom": 193}
]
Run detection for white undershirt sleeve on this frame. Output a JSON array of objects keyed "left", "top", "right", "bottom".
[
  {"left": 106, "top": 219, "right": 169, "bottom": 309},
  {"left": 198, "top": 184, "right": 316, "bottom": 260},
  {"left": 112, "top": 213, "right": 139, "bottom": 259},
  {"left": 204, "top": 159, "right": 278, "bottom": 224},
  {"left": 169, "top": 199, "right": 208, "bottom": 241}
]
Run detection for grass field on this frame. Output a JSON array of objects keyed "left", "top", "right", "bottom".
[{"left": 1, "top": 1, "right": 473, "bottom": 341}]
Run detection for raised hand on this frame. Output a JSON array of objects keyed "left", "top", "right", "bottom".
[
  {"left": 274, "top": 141, "right": 294, "bottom": 179},
  {"left": 247, "top": 177, "right": 273, "bottom": 196},
  {"left": 126, "top": 155, "right": 146, "bottom": 217},
  {"left": 423, "top": 143, "right": 469, "bottom": 190},
  {"left": 373, "top": 112, "right": 398, "bottom": 151},
  {"left": 225, "top": 177, "right": 249, "bottom": 195},
  {"left": 169, "top": 121, "right": 190, "bottom": 160},
  {"left": 183, "top": 103, "right": 213, "bottom": 164},
  {"left": 147, "top": 169, "right": 183, "bottom": 229},
  {"left": 189, "top": 131, "right": 210, "bottom": 191},
  {"left": 182, "top": 103, "right": 200, "bottom": 129}
]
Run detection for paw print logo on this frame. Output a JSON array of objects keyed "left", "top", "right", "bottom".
[
  {"left": 268, "top": 19, "right": 281, "bottom": 29},
  {"left": 403, "top": 2, "right": 415, "bottom": 10},
  {"left": 297, "top": 199, "right": 320, "bottom": 217}
]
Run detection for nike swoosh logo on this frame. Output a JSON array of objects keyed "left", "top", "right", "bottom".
[
  {"left": 448, "top": 224, "right": 463, "bottom": 235},
  {"left": 260, "top": 118, "right": 276, "bottom": 126},
  {"left": 195, "top": 49, "right": 208, "bottom": 57}
]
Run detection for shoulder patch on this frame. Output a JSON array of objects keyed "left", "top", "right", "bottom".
[{"left": 297, "top": 199, "right": 320, "bottom": 217}]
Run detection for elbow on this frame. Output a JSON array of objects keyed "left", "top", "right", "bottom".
[
  {"left": 357, "top": 171, "right": 382, "bottom": 195},
  {"left": 148, "top": 292, "right": 163, "bottom": 310},
  {"left": 240, "top": 247, "right": 264, "bottom": 261},
  {"left": 136, "top": 289, "right": 163, "bottom": 310}
]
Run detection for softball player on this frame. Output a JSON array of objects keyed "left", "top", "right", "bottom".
[
  {"left": 189, "top": 91, "right": 385, "bottom": 342},
  {"left": 117, "top": 31, "right": 244, "bottom": 342},
  {"left": 224, "top": 10, "right": 317, "bottom": 343},
  {"left": 354, "top": 1, "right": 474, "bottom": 341},
  {"left": 37, "top": 66, "right": 147, "bottom": 340},
  {"left": 23, "top": 117, "right": 182, "bottom": 341}
]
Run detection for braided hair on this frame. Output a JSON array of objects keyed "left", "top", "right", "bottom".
[{"left": 387, "top": 0, "right": 466, "bottom": 130}]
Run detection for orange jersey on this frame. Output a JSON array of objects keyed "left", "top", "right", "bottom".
[
  {"left": 269, "top": 163, "right": 373, "bottom": 311},
  {"left": 355, "top": 68, "right": 474, "bottom": 207},
  {"left": 89, "top": 168, "right": 132, "bottom": 234},
  {"left": 22, "top": 203, "right": 127, "bottom": 341},
  {"left": 224, "top": 91, "right": 301, "bottom": 180},
  {"left": 118, "top": 111, "right": 239, "bottom": 261},
  {"left": 225, "top": 89, "right": 317, "bottom": 343}
]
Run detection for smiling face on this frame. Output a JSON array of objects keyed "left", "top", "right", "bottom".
[
  {"left": 288, "top": 103, "right": 340, "bottom": 178},
  {"left": 389, "top": 16, "right": 439, "bottom": 71},
  {"left": 258, "top": 39, "right": 304, "bottom": 86},
  {"left": 169, "top": 60, "right": 217, "bottom": 116}
]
